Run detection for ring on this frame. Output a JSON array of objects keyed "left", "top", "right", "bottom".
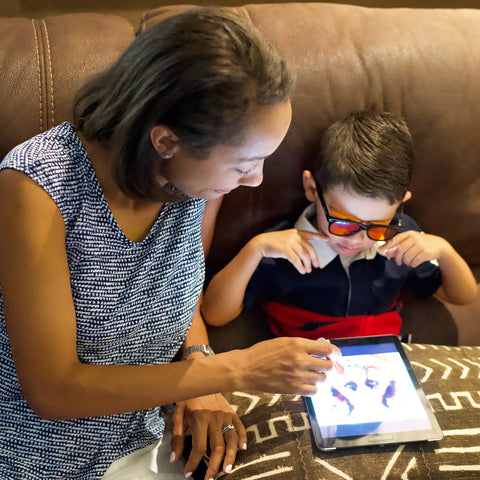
[{"left": 222, "top": 424, "right": 236, "bottom": 435}]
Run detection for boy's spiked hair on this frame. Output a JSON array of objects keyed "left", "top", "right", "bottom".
[{"left": 314, "top": 111, "right": 414, "bottom": 204}]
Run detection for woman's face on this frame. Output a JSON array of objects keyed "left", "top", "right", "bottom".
[{"left": 158, "top": 100, "right": 292, "bottom": 200}]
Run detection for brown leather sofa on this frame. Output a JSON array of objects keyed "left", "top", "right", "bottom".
[{"left": 2, "top": 3, "right": 479, "bottom": 347}]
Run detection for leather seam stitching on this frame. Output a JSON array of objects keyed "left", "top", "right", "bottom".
[
  {"left": 41, "top": 19, "right": 54, "bottom": 127},
  {"left": 31, "top": 19, "right": 43, "bottom": 133}
]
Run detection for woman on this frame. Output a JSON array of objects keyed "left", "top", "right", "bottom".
[{"left": 0, "top": 7, "right": 339, "bottom": 480}]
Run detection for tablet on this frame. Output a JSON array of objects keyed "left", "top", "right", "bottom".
[{"left": 304, "top": 335, "right": 443, "bottom": 451}]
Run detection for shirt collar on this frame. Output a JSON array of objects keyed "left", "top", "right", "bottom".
[{"left": 294, "top": 203, "right": 386, "bottom": 269}]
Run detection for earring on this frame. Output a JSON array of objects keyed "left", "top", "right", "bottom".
[{"left": 161, "top": 151, "right": 174, "bottom": 159}]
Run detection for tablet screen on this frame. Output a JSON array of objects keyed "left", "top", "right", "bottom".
[{"left": 304, "top": 335, "right": 443, "bottom": 451}]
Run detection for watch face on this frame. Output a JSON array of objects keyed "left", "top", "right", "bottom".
[
  {"left": 183, "top": 344, "right": 214, "bottom": 360},
  {"left": 201, "top": 345, "right": 214, "bottom": 356}
]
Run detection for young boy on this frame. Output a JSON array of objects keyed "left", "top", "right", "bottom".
[{"left": 201, "top": 111, "right": 477, "bottom": 340}]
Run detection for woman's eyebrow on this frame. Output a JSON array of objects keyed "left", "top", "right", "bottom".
[
  {"left": 239, "top": 156, "right": 265, "bottom": 162},
  {"left": 241, "top": 149, "right": 277, "bottom": 162}
]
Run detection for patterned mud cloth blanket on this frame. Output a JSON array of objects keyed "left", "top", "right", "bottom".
[{"left": 216, "top": 344, "right": 480, "bottom": 480}]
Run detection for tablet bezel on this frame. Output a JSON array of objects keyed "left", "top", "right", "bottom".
[{"left": 304, "top": 335, "right": 443, "bottom": 451}]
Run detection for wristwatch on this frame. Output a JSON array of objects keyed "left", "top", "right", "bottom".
[{"left": 182, "top": 344, "right": 215, "bottom": 360}]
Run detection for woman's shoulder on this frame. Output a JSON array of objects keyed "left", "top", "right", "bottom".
[
  {"left": 2, "top": 122, "right": 85, "bottom": 173},
  {"left": 0, "top": 123, "right": 93, "bottom": 223}
]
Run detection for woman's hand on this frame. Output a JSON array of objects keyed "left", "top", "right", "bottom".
[
  {"left": 171, "top": 393, "right": 247, "bottom": 479},
  {"left": 235, "top": 337, "right": 341, "bottom": 396}
]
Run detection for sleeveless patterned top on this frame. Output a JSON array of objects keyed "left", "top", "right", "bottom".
[{"left": 0, "top": 122, "right": 206, "bottom": 479}]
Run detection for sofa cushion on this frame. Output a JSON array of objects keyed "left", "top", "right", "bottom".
[
  {"left": 142, "top": 3, "right": 480, "bottom": 345},
  {"left": 140, "top": 3, "right": 480, "bottom": 273}
]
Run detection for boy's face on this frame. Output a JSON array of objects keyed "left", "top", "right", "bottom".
[{"left": 313, "top": 185, "right": 402, "bottom": 256}]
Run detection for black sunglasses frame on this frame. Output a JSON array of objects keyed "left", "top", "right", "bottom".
[{"left": 315, "top": 182, "right": 403, "bottom": 241}]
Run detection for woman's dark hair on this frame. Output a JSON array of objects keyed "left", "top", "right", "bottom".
[
  {"left": 73, "top": 7, "right": 294, "bottom": 201},
  {"left": 314, "top": 111, "right": 414, "bottom": 204}
]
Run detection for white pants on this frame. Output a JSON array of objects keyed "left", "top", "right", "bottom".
[{"left": 101, "top": 432, "right": 187, "bottom": 480}]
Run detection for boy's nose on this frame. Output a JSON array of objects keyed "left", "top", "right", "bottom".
[{"left": 347, "top": 229, "right": 369, "bottom": 244}]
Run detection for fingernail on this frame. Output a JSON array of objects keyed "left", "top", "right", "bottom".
[
  {"left": 185, "top": 473, "right": 193, "bottom": 478},
  {"left": 225, "top": 464, "right": 232, "bottom": 473},
  {"left": 242, "top": 442, "right": 247, "bottom": 450},
  {"left": 170, "top": 452, "right": 176, "bottom": 463}
]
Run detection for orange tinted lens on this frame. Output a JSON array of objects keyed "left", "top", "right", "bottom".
[
  {"left": 368, "top": 227, "right": 397, "bottom": 241},
  {"left": 330, "top": 221, "right": 361, "bottom": 236}
]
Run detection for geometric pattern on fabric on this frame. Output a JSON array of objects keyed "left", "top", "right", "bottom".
[{"left": 220, "top": 344, "right": 480, "bottom": 480}]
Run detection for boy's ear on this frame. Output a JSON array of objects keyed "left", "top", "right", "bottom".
[
  {"left": 150, "top": 126, "right": 179, "bottom": 159},
  {"left": 302, "top": 170, "right": 318, "bottom": 202},
  {"left": 403, "top": 190, "right": 412, "bottom": 203}
]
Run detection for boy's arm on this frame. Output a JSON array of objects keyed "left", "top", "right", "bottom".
[
  {"left": 380, "top": 231, "right": 477, "bottom": 305},
  {"left": 201, "top": 239, "right": 264, "bottom": 326},
  {"left": 201, "top": 229, "right": 322, "bottom": 326},
  {"left": 433, "top": 248, "right": 477, "bottom": 305}
]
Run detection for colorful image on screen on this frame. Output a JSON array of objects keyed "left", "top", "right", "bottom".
[{"left": 310, "top": 343, "right": 432, "bottom": 438}]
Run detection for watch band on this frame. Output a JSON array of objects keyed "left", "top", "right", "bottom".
[{"left": 182, "top": 344, "right": 215, "bottom": 360}]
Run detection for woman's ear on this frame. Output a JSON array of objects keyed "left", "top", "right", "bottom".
[
  {"left": 303, "top": 170, "right": 318, "bottom": 202},
  {"left": 403, "top": 190, "right": 412, "bottom": 203},
  {"left": 150, "top": 126, "right": 179, "bottom": 159}
]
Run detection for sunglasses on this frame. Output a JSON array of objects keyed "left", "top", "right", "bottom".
[{"left": 316, "top": 183, "right": 403, "bottom": 241}]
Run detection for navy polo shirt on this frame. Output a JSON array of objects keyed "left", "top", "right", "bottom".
[{"left": 244, "top": 207, "right": 442, "bottom": 318}]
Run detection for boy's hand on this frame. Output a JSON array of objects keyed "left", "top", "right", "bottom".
[
  {"left": 379, "top": 230, "right": 451, "bottom": 267},
  {"left": 251, "top": 229, "right": 325, "bottom": 274}
]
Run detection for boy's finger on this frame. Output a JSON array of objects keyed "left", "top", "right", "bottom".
[
  {"left": 299, "top": 229, "right": 330, "bottom": 241},
  {"left": 382, "top": 245, "right": 399, "bottom": 259},
  {"left": 298, "top": 247, "right": 315, "bottom": 273},
  {"left": 393, "top": 248, "right": 406, "bottom": 266},
  {"left": 303, "top": 241, "right": 320, "bottom": 268},
  {"left": 287, "top": 252, "right": 307, "bottom": 274},
  {"left": 380, "top": 230, "right": 413, "bottom": 249}
]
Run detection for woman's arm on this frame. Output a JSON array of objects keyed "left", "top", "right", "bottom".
[
  {"left": 172, "top": 298, "right": 250, "bottom": 479},
  {"left": 0, "top": 172, "right": 337, "bottom": 420}
]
